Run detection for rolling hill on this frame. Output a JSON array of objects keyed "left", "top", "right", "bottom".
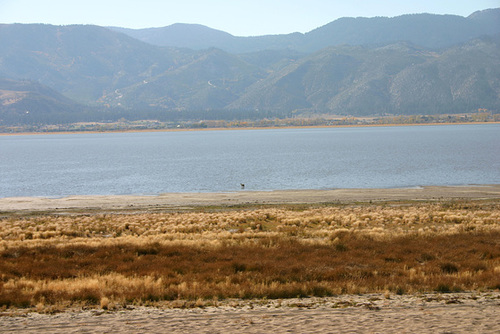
[{"left": 0, "top": 78, "right": 89, "bottom": 124}]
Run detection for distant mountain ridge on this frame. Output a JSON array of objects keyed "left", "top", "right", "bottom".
[
  {"left": 110, "top": 8, "right": 500, "bottom": 53},
  {"left": 1, "top": 9, "right": 499, "bottom": 125}
]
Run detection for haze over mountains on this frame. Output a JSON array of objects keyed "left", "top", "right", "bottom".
[
  {"left": 111, "top": 9, "right": 500, "bottom": 53},
  {"left": 1, "top": 9, "right": 499, "bottom": 125}
]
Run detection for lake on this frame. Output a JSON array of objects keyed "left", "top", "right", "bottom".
[{"left": 1, "top": 124, "right": 499, "bottom": 198}]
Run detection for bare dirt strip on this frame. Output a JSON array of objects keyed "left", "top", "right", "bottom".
[
  {"left": 1, "top": 293, "right": 499, "bottom": 333},
  {"left": 1, "top": 185, "right": 499, "bottom": 215}
]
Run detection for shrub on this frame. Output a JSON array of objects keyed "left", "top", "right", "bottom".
[{"left": 440, "top": 263, "right": 459, "bottom": 274}]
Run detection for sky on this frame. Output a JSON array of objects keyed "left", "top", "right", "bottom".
[{"left": 0, "top": 0, "right": 498, "bottom": 36}]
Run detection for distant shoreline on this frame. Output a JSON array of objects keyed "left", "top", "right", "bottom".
[{"left": 1, "top": 121, "right": 498, "bottom": 137}]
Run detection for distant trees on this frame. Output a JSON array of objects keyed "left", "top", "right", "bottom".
[{"left": 2, "top": 110, "right": 497, "bottom": 133}]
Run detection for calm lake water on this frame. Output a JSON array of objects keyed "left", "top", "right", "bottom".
[{"left": 1, "top": 124, "right": 499, "bottom": 198}]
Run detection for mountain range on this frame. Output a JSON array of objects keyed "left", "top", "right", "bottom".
[
  {"left": 111, "top": 9, "right": 500, "bottom": 53},
  {"left": 1, "top": 8, "right": 499, "bottom": 125}
]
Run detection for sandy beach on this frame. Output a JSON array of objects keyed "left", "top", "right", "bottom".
[{"left": 1, "top": 184, "right": 500, "bottom": 215}]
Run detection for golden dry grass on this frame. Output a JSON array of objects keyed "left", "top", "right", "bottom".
[{"left": 0, "top": 200, "right": 499, "bottom": 310}]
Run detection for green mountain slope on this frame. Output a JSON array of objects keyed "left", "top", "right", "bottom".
[
  {"left": 228, "top": 37, "right": 500, "bottom": 115},
  {"left": 102, "top": 48, "right": 267, "bottom": 110},
  {"left": 0, "top": 24, "right": 191, "bottom": 104},
  {"left": 0, "top": 78, "right": 88, "bottom": 124}
]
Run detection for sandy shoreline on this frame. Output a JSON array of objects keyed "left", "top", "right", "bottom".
[
  {"left": 1, "top": 185, "right": 499, "bottom": 214},
  {"left": 1, "top": 292, "right": 499, "bottom": 333}
]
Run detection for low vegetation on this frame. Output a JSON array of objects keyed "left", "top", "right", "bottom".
[
  {"left": 2, "top": 112, "right": 498, "bottom": 134},
  {"left": 0, "top": 200, "right": 499, "bottom": 311}
]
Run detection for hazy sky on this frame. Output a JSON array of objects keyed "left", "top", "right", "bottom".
[{"left": 1, "top": 0, "right": 498, "bottom": 36}]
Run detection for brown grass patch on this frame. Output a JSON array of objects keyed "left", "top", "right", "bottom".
[{"left": 0, "top": 200, "right": 499, "bottom": 310}]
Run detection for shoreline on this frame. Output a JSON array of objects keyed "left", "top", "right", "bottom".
[
  {"left": 2, "top": 292, "right": 499, "bottom": 333},
  {"left": 1, "top": 121, "right": 498, "bottom": 136},
  {"left": 1, "top": 184, "right": 499, "bottom": 214}
]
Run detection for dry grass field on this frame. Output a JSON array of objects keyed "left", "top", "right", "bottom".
[{"left": 0, "top": 200, "right": 499, "bottom": 312}]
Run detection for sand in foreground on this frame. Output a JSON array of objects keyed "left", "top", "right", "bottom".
[{"left": 1, "top": 293, "right": 499, "bottom": 334}]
